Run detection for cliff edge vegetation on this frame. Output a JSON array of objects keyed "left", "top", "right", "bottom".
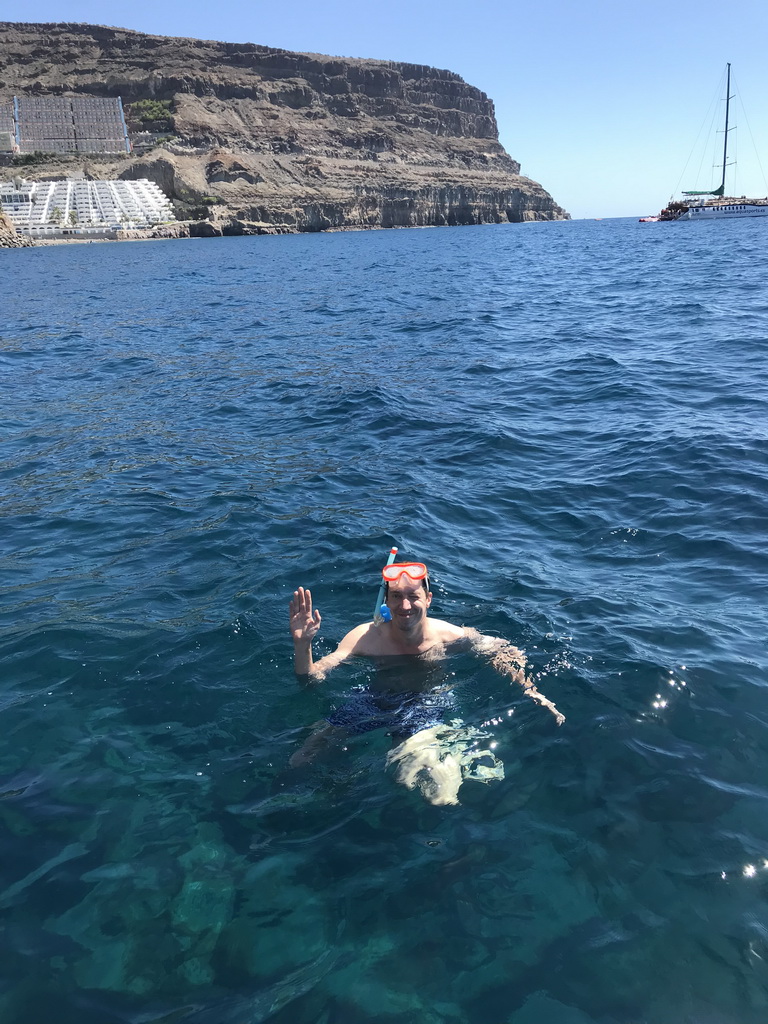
[{"left": 0, "top": 22, "right": 569, "bottom": 234}]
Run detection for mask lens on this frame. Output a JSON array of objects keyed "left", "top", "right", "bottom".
[{"left": 382, "top": 562, "right": 428, "bottom": 582}]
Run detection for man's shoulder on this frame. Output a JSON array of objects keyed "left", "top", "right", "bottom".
[
  {"left": 427, "top": 618, "right": 469, "bottom": 644},
  {"left": 339, "top": 621, "right": 376, "bottom": 650},
  {"left": 441, "top": 625, "right": 505, "bottom": 654},
  {"left": 340, "top": 620, "right": 408, "bottom": 656}
]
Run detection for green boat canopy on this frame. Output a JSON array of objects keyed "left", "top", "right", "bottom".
[{"left": 682, "top": 185, "right": 725, "bottom": 196}]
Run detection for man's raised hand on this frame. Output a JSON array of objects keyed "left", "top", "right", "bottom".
[{"left": 289, "top": 587, "right": 321, "bottom": 645}]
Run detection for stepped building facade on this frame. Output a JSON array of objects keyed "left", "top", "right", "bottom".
[{"left": 0, "top": 177, "right": 175, "bottom": 237}]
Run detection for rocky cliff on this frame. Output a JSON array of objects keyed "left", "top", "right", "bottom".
[
  {"left": 0, "top": 209, "right": 34, "bottom": 246},
  {"left": 0, "top": 22, "right": 568, "bottom": 233}
]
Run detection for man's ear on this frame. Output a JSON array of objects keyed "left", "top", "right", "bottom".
[{"left": 425, "top": 590, "right": 433, "bottom": 607}]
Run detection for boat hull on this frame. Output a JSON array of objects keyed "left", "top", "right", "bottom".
[{"left": 675, "top": 203, "right": 768, "bottom": 221}]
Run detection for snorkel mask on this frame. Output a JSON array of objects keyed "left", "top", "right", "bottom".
[
  {"left": 382, "top": 562, "right": 429, "bottom": 584},
  {"left": 373, "top": 549, "right": 430, "bottom": 625}
]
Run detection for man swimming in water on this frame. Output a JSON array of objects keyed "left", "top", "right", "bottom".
[{"left": 289, "top": 561, "right": 564, "bottom": 771}]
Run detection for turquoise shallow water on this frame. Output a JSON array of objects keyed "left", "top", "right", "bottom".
[{"left": 2, "top": 218, "right": 768, "bottom": 1023}]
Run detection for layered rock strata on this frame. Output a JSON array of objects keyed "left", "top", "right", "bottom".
[{"left": 0, "top": 22, "right": 568, "bottom": 232}]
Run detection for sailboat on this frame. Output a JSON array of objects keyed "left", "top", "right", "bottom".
[{"left": 657, "top": 64, "right": 768, "bottom": 222}]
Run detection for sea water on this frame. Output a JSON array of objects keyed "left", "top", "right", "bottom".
[{"left": 1, "top": 218, "right": 767, "bottom": 1023}]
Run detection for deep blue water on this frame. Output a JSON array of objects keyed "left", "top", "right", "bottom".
[{"left": 1, "top": 217, "right": 768, "bottom": 1024}]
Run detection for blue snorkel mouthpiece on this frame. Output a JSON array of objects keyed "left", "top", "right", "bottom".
[{"left": 373, "top": 546, "right": 398, "bottom": 626}]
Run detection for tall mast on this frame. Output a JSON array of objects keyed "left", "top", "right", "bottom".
[{"left": 721, "top": 63, "right": 732, "bottom": 194}]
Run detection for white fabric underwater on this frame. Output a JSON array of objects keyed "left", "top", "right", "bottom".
[{"left": 386, "top": 720, "right": 505, "bottom": 805}]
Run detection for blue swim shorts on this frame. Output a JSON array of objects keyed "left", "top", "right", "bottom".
[{"left": 326, "top": 687, "right": 456, "bottom": 740}]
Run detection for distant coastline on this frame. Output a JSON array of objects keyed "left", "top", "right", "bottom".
[{"left": 0, "top": 20, "right": 568, "bottom": 234}]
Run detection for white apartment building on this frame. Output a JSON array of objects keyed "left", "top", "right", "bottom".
[{"left": 0, "top": 178, "right": 176, "bottom": 236}]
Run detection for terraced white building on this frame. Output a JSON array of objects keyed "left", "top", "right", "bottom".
[{"left": 0, "top": 178, "right": 176, "bottom": 237}]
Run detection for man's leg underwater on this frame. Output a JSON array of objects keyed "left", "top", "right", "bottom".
[{"left": 289, "top": 720, "right": 349, "bottom": 767}]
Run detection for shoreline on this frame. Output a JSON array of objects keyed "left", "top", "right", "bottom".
[
  {"left": 18, "top": 218, "right": 565, "bottom": 248},
  {"left": 32, "top": 234, "right": 199, "bottom": 245}
]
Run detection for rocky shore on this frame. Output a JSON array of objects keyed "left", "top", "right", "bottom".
[
  {"left": 0, "top": 210, "right": 34, "bottom": 247},
  {"left": 0, "top": 22, "right": 568, "bottom": 233}
]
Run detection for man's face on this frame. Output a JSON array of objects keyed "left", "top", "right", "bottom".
[{"left": 387, "top": 578, "right": 432, "bottom": 630}]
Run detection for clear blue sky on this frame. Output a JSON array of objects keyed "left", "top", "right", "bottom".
[{"left": 15, "top": 0, "right": 768, "bottom": 217}]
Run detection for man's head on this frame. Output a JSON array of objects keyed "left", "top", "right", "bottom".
[{"left": 382, "top": 562, "right": 432, "bottom": 631}]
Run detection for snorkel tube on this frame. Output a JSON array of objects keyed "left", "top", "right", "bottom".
[{"left": 373, "top": 546, "right": 398, "bottom": 625}]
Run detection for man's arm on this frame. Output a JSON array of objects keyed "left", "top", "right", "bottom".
[
  {"left": 465, "top": 628, "right": 565, "bottom": 726},
  {"left": 289, "top": 587, "right": 365, "bottom": 683}
]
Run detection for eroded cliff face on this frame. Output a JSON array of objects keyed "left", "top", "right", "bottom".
[
  {"left": 0, "top": 22, "right": 569, "bottom": 232},
  {"left": 0, "top": 209, "right": 34, "bottom": 247}
]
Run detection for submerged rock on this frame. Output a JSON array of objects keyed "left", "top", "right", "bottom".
[
  {"left": 171, "top": 823, "right": 237, "bottom": 982},
  {"left": 218, "top": 854, "right": 332, "bottom": 982}
]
